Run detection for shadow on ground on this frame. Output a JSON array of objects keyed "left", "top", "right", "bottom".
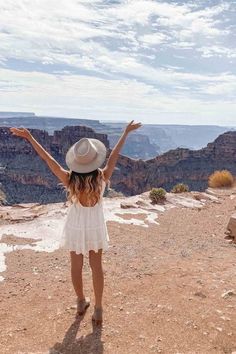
[{"left": 50, "top": 315, "right": 103, "bottom": 354}]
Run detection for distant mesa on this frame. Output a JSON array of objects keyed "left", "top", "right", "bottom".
[{"left": 0, "top": 111, "right": 36, "bottom": 118}]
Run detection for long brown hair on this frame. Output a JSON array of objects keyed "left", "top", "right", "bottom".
[{"left": 66, "top": 168, "right": 104, "bottom": 206}]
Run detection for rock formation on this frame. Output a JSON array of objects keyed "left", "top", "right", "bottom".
[
  {"left": 1, "top": 127, "right": 236, "bottom": 204},
  {"left": 0, "top": 126, "right": 109, "bottom": 204},
  {"left": 226, "top": 214, "right": 236, "bottom": 243},
  {"left": 111, "top": 131, "right": 236, "bottom": 195}
]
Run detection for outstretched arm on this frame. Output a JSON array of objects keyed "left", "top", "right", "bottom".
[
  {"left": 10, "top": 127, "right": 70, "bottom": 187},
  {"left": 102, "top": 120, "right": 142, "bottom": 182}
]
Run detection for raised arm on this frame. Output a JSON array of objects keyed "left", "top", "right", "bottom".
[
  {"left": 10, "top": 127, "right": 70, "bottom": 187},
  {"left": 102, "top": 120, "right": 142, "bottom": 182}
]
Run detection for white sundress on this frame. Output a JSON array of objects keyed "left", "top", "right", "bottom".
[{"left": 60, "top": 180, "right": 109, "bottom": 255}]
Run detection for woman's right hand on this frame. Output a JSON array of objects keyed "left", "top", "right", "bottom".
[{"left": 10, "top": 127, "right": 32, "bottom": 140}]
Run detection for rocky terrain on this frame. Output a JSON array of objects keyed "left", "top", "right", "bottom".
[
  {"left": 1, "top": 126, "right": 236, "bottom": 204},
  {"left": 0, "top": 188, "right": 236, "bottom": 353}
]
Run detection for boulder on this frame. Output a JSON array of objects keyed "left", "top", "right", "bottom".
[
  {"left": 120, "top": 202, "right": 137, "bottom": 209},
  {"left": 226, "top": 214, "right": 236, "bottom": 243}
]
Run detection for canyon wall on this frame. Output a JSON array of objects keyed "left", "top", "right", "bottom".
[
  {"left": 0, "top": 126, "right": 236, "bottom": 205},
  {"left": 0, "top": 126, "right": 109, "bottom": 204},
  {"left": 111, "top": 131, "right": 236, "bottom": 195}
]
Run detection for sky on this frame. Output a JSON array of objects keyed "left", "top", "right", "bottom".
[{"left": 0, "top": 0, "right": 235, "bottom": 125}]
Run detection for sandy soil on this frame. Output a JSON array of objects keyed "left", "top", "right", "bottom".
[{"left": 0, "top": 193, "right": 236, "bottom": 353}]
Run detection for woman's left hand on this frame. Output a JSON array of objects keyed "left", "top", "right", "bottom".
[{"left": 124, "top": 120, "right": 142, "bottom": 134}]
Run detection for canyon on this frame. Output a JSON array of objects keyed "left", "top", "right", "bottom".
[
  {"left": 112, "top": 131, "right": 236, "bottom": 195},
  {"left": 1, "top": 125, "right": 236, "bottom": 205},
  {"left": 0, "top": 113, "right": 233, "bottom": 159},
  {"left": 0, "top": 115, "right": 158, "bottom": 160}
]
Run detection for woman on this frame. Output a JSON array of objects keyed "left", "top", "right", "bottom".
[{"left": 10, "top": 120, "right": 141, "bottom": 325}]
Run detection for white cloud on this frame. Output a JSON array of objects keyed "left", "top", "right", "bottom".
[
  {"left": 201, "top": 75, "right": 236, "bottom": 96},
  {"left": 0, "top": 0, "right": 232, "bottom": 66},
  {"left": 0, "top": 1, "right": 235, "bottom": 124},
  {"left": 198, "top": 46, "right": 236, "bottom": 58},
  {"left": 139, "top": 33, "right": 168, "bottom": 45},
  {"left": 0, "top": 68, "right": 235, "bottom": 125},
  {"left": 106, "top": 1, "right": 190, "bottom": 25}
]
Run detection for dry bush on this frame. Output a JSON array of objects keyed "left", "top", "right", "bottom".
[
  {"left": 171, "top": 183, "right": 189, "bottom": 193},
  {"left": 149, "top": 188, "right": 166, "bottom": 204},
  {"left": 208, "top": 170, "right": 234, "bottom": 188}
]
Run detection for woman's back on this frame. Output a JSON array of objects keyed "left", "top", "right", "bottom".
[
  {"left": 74, "top": 179, "right": 106, "bottom": 208},
  {"left": 61, "top": 178, "right": 109, "bottom": 255},
  {"left": 71, "top": 179, "right": 106, "bottom": 208}
]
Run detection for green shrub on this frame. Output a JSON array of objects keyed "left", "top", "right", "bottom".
[
  {"left": 149, "top": 188, "right": 166, "bottom": 204},
  {"left": 171, "top": 183, "right": 189, "bottom": 193}
]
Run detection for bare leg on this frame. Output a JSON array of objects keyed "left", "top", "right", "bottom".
[
  {"left": 89, "top": 249, "right": 104, "bottom": 308},
  {"left": 70, "top": 251, "right": 84, "bottom": 301}
]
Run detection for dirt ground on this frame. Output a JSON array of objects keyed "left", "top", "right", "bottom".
[{"left": 0, "top": 194, "right": 236, "bottom": 354}]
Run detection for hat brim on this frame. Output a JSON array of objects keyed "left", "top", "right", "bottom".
[{"left": 65, "top": 139, "right": 107, "bottom": 173}]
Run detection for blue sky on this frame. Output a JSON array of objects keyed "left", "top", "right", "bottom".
[{"left": 0, "top": 0, "right": 235, "bottom": 125}]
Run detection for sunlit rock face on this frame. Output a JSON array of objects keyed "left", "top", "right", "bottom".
[{"left": 1, "top": 127, "right": 236, "bottom": 204}]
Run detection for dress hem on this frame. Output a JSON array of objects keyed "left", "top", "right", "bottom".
[{"left": 60, "top": 243, "right": 109, "bottom": 255}]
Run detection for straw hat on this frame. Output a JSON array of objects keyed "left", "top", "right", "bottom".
[{"left": 65, "top": 138, "right": 107, "bottom": 173}]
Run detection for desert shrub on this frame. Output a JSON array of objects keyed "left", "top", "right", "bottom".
[
  {"left": 149, "top": 188, "right": 166, "bottom": 204},
  {"left": 171, "top": 183, "right": 189, "bottom": 193},
  {"left": 208, "top": 170, "right": 234, "bottom": 188}
]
